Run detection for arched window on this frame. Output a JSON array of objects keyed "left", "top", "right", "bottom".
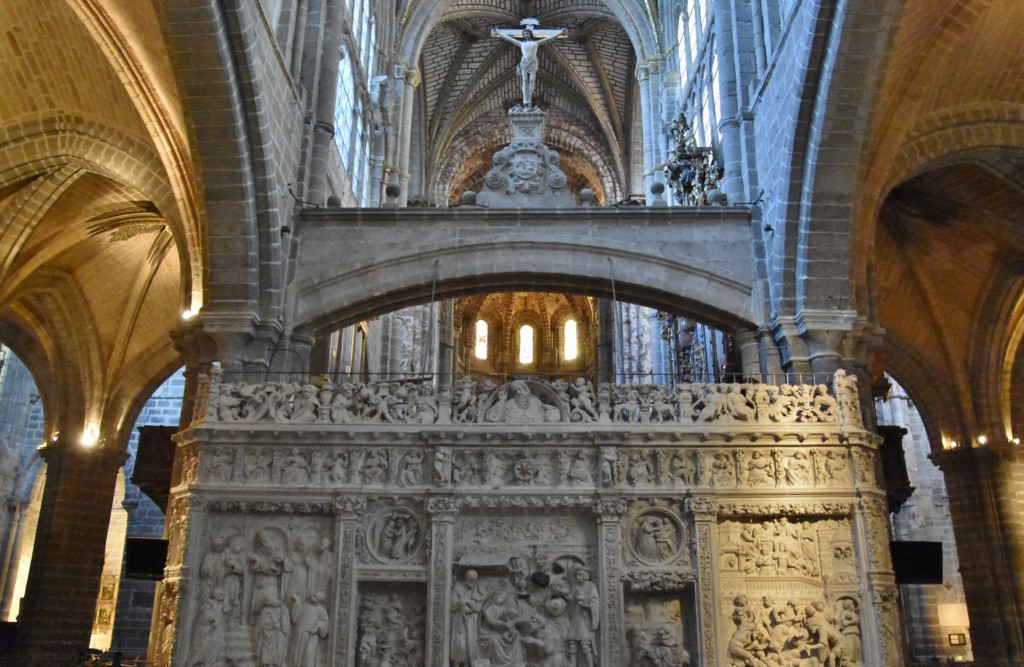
[
  {"left": 519, "top": 325, "right": 535, "bottom": 364},
  {"left": 475, "top": 320, "right": 488, "bottom": 360},
  {"left": 334, "top": 48, "right": 355, "bottom": 167},
  {"left": 678, "top": 0, "right": 721, "bottom": 148},
  {"left": 564, "top": 319, "right": 578, "bottom": 361}
]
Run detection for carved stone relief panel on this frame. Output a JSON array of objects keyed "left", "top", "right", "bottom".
[
  {"left": 355, "top": 584, "right": 426, "bottom": 667},
  {"left": 717, "top": 517, "right": 862, "bottom": 667},
  {"left": 624, "top": 594, "right": 695, "bottom": 666},
  {"left": 185, "top": 513, "right": 335, "bottom": 667}
]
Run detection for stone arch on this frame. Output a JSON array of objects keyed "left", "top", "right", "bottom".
[
  {"left": 290, "top": 243, "right": 756, "bottom": 336},
  {"left": 770, "top": 0, "right": 904, "bottom": 317},
  {"left": 158, "top": 0, "right": 291, "bottom": 319}
]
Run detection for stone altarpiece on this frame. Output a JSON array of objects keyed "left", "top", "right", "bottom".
[{"left": 152, "top": 370, "right": 902, "bottom": 666}]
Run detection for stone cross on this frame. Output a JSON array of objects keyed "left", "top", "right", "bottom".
[{"left": 491, "top": 18, "right": 567, "bottom": 108}]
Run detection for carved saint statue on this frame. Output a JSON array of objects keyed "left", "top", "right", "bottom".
[
  {"left": 450, "top": 569, "right": 486, "bottom": 667},
  {"left": 491, "top": 20, "right": 567, "bottom": 108}
]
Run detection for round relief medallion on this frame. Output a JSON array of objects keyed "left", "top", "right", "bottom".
[
  {"left": 366, "top": 508, "right": 422, "bottom": 564},
  {"left": 629, "top": 510, "right": 685, "bottom": 565}
]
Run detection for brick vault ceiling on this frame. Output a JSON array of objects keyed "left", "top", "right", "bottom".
[{"left": 420, "top": 0, "right": 637, "bottom": 204}]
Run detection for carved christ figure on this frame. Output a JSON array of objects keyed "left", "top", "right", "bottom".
[{"left": 491, "top": 21, "right": 567, "bottom": 108}]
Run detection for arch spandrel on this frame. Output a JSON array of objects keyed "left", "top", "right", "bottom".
[{"left": 288, "top": 207, "right": 758, "bottom": 334}]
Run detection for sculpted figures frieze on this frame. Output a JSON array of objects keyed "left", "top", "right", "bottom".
[{"left": 199, "top": 369, "right": 861, "bottom": 430}]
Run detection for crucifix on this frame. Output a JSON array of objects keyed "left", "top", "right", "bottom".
[{"left": 491, "top": 18, "right": 567, "bottom": 108}]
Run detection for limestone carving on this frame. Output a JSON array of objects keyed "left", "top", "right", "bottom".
[
  {"left": 482, "top": 380, "right": 564, "bottom": 424},
  {"left": 356, "top": 591, "right": 425, "bottom": 667},
  {"left": 669, "top": 450, "right": 697, "bottom": 486},
  {"left": 367, "top": 509, "right": 422, "bottom": 564},
  {"left": 629, "top": 510, "right": 687, "bottom": 566},
  {"left": 204, "top": 373, "right": 853, "bottom": 428},
  {"left": 726, "top": 594, "right": 852, "bottom": 667},
  {"left": 621, "top": 569, "right": 694, "bottom": 592},
  {"left": 290, "top": 593, "right": 329, "bottom": 667},
  {"left": 451, "top": 570, "right": 486, "bottom": 667}
]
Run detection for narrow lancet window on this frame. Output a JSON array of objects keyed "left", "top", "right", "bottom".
[
  {"left": 475, "top": 320, "right": 488, "bottom": 359},
  {"left": 519, "top": 324, "right": 534, "bottom": 364},
  {"left": 564, "top": 319, "right": 578, "bottom": 361}
]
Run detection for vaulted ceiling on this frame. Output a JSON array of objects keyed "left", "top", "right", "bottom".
[{"left": 420, "top": 0, "right": 638, "bottom": 205}]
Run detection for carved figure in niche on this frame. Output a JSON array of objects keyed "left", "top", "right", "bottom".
[
  {"left": 568, "top": 568, "right": 600, "bottom": 667},
  {"left": 377, "top": 513, "right": 419, "bottom": 562},
  {"left": 822, "top": 450, "right": 848, "bottom": 485},
  {"left": 451, "top": 570, "right": 486, "bottom": 666},
  {"left": 208, "top": 449, "right": 234, "bottom": 482},
  {"left": 570, "top": 378, "right": 599, "bottom": 422},
  {"left": 568, "top": 452, "right": 592, "bottom": 486},
  {"left": 306, "top": 537, "right": 333, "bottom": 600},
  {"left": 281, "top": 448, "right": 310, "bottom": 485},
  {"left": 289, "top": 593, "right": 329, "bottom": 667},
  {"left": 627, "top": 453, "right": 653, "bottom": 486},
  {"left": 838, "top": 599, "right": 862, "bottom": 665},
  {"left": 189, "top": 588, "right": 228, "bottom": 667},
  {"left": 670, "top": 451, "right": 696, "bottom": 486},
  {"left": 254, "top": 596, "right": 290, "bottom": 667},
  {"left": 200, "top": 536, "right": 227, "bottom": 599},
  {"left": 398, "top": 449, "right": 424, "bottom": 486},
  {"left": 738, "top": 524, "right": 760, "bottom": 575},
  {"left": 244, "top": 448, "right": 272, "bottom": 482},
  {"left": 323, "top": 450, "right": 348, "bottom": 485},
  {"left": 221, "top": 535, "right": 245, "bottom": 626},
  {"left": 709, "top": 452, "right": 735, "bottom": 487},
  {"left": 478, "top": 589, "right": 524, "bottom": 666},
  {"left": 285, "top": 538, "right": 309, "bottom": 605},
  {"left": 784, "top": 451, "right": 813, "bottom": 486},
  {"left": 486, "top": 380, "right": 560, "bottom": 424},
  {"left": 745, "top": 450, "right": 774, "bottom": 486},
  {"left": 600, "top": 449, "right": 617, "bottom": 485},
  {"left": 834, "top": 369, "right": 862, "bottom": 426},
  {"left": 250, "top": 529, "right": 291, "bottom": 620},
  {"left": 508, "top": 555, "right": 532, "bottom": 597},
  {"left": 361, "top": 449, "right": 388, "bottom": 485}
]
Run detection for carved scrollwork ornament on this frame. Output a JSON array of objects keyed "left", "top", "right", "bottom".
[
  {"left": 425, "top": 496, "right": 461, "bottom": 517},
  {"left": 332, "top": 495, "right": 367, "bottom": 517},
  {"left": 592, "top": 497, "right": 628, "bottom": 517},
  {"left": 686, "top": 496, "right": 718, "bottom": 519}
]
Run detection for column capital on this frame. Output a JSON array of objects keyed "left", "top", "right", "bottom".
[
  {"left": 592, "top": 496, "right": 627, "bottom": 518},
  {"left": 38, "top": 442, "right": 128, "bottom": 470},
  {"left": 686, "top": 496, "right": 718, "bottom": 519},
  {"left": 425, "top": 495, "right": 461, "bottom": 519}
]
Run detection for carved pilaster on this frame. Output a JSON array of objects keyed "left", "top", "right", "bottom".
[
  {"left": 687, "top": 496, "right": 719, "bottom": 666},
  {"left": 592, "top": 498, "right": 626, "bottom": 666},
  {"left": 426, "top": 497, "right": 460, "bottom": 666},
  {"left": 853, "top": 495, "right": 904, "bottom": 667},
  {"left": 331, "top": 496, "right": 366, "bottom": 666}
]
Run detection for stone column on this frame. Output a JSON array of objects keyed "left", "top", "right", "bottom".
[
  {"left": 592, "top": 497, "right": 626, "bottom": 666},
  {"left": 687, "top": 497, "right": 719, "bottom": 666},
  {"left": 425, "top": 497, "right": 460, "bottom": 666},
  {"left": 933, "top": 445, "right": 1024, "bottom": 666},
  {"left": 14, "top": 442, "right": 127, "bottom": 666},
  {"left": 330, "top": 496, "right": 366, "bottom": 666},
  {"left": 394, "top": 63, "right": 421, "bottom": 206},
  {"left": 635, "top": 58, "right": 666, "bottom": 201},
  {"left": 305, "top": 0, "right": 343, "bottom": 206}
]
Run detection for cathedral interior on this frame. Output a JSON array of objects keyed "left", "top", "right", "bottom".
[{"left": 0, "top": 0, "right": 1023, "bottom": 665}]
